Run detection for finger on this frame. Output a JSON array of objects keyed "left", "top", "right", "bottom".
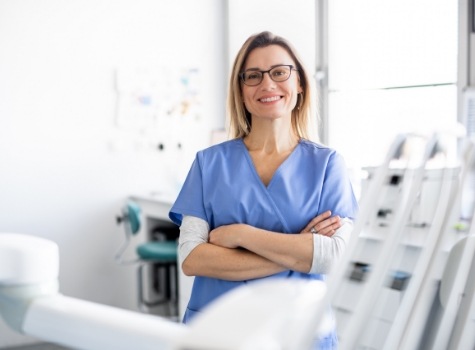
[
  {"left": 303, "top": 220, "right": 333, "bottom": 235},
  {"left": 315, "top": 216, "right": 341, "bottom": 236},
  {"left": 317, "top": 210, "right": 332, "bottom": 221},
  {"left": 323, "top": 229, "right": 336, "bottom": 237},
  {"left": 314, "top": 215, "right": 340, "bottom": 232},
  {"left": 303, "top": 211, "right": 332, "bottom": 232}
]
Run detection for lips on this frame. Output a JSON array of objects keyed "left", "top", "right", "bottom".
[{"left": 259, "top": 96, "right": 282, "bottom": 103}]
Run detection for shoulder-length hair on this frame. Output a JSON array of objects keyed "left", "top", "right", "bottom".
[{"left": 227, "top": 31, "right": 318, "bottom": 141}]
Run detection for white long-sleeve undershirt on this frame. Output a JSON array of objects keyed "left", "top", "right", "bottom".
[
  {"left": 178, "top": 216, "right": 210, "bottom": 267},
  {"left": 308, "top": 218, "right": 353, "bottom": 274},
  {"left": 178, "top": 215, "right": 353, "bottom": 274}
]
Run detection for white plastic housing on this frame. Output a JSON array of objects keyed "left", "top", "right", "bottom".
[
  {"left": 23, "top": 295, "right": 185, "bottom": 350},
  {"left": 0, "top": 233, "right": 59, "bottom": 285},
  {"left": 179, "top": 279, "right": 328, "bottom": 350}
]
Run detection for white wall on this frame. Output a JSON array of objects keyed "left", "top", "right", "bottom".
[
  {"left": 0, "top": 0, "right": 225, "bottom": 347},
  {"left": 227, "top": 0, "right": 316, "bottom": 78}
]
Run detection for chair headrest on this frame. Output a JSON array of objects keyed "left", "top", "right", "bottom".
[{"left": 126, "top": 201, "right": 141, "bottom": 235}]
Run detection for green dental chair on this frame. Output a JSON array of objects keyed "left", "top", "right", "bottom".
[{"left": 115, "top": 201, "right": 178, "bottom": 318}]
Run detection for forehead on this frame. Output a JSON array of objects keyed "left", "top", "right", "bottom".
[{"left": 244, "top": 45, "right": 295, "bottom": 70}]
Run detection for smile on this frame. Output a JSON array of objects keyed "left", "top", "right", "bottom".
[{"left": 259, "top": 96, "right": 282, "bottom": 103}]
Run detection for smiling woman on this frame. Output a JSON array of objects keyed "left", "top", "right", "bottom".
[{"left": 169, "top": 31, "right": 358, "bottom": 350}]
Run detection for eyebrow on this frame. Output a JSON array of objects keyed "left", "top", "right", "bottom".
[{"left": 243, "top": 64, "right": 290, "bottom": 72}]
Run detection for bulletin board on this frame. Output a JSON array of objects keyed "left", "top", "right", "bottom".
[{"left": 114, "top": 67, "right": 202, "bottom": 131}]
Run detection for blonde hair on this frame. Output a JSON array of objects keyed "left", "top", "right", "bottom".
[{"left": 227, "top": 31, "right": 318, "bottom": 141}]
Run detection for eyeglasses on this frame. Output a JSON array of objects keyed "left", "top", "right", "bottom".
[{"left": 239, "top": 65, "right": 298, "bottom": 86}]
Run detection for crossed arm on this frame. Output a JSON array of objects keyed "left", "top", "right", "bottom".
[{"left": 179, "top": 211, "right": 352, "bottom": 281}]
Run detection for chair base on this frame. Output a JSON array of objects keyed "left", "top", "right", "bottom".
[{"left": 137, "top": 262, "right": 179, "bottom": 318}]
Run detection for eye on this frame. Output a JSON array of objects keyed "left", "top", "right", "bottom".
[
  {"left": 271, "top": 67, "right": 289, "bottom": 78},
  {"left": 245, "top": 72, "right": 262, "bottom": 81}
]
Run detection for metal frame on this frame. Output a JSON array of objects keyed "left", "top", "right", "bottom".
[
  {"left": 447, "top": 239, "right": 475, "bottom": 350},
  {"left": 315, "top": 0, "right": 329, "bottom": 144},
  {"left": 137, "top": 261, "right": 178, "bottom": 317},
  {"left": 458, "top": 0, "right": 474, "bottom": 132}
]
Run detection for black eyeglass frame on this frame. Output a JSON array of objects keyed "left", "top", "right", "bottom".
[{"left": 239, "top": 64, "right": 298, "bottom": 86}]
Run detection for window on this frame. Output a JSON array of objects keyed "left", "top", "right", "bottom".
[{"left": 326, "top": 0, "right": 458, "bottom": 168}]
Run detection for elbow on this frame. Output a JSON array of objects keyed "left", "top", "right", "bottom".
[
  {"left": 286, "top": 256, "right": 312, "bottom": 274},
  {"left": 181, "top": 258, "right": 196, "bottom": 276},
  {"left": 179, "top": 242, "right": 204, "bottom": 277},
  {"left": 299, "top": 260, "right": 313, "bottom": 274}
]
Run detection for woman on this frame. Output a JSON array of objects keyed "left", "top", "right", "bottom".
[{"left": 169, "top": 31, "right": 358, "bottom": 348}]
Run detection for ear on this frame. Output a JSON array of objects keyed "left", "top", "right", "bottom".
[{"left": 297, "top": 79, "right": 303, "bottom": 94}]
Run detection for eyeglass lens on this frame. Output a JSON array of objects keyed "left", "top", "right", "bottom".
[{"left": 242, "top": 65, "right": 293, "bottom": 86}]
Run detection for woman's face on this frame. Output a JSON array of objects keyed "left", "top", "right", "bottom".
[{"left": 241, "top": 45, "right": 302, "bottom": 122}]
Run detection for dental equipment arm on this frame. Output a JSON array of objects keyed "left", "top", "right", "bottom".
[
  {"left": 0, "top": 233, "right": 329, "bottom": 350},
  {"left": 0, "top": 233, "right": 185, "bottom": 350}
]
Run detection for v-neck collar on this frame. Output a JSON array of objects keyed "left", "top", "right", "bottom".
[{"left": 238, "top": 138, "right": 301, "bottom": 189}]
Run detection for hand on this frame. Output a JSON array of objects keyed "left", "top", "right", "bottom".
[
  {"left": 301, "top": 210, "right": 341, "bottom": 237},
  {"left": 209, "top": 223, "right": 248, "bottom": 249}
]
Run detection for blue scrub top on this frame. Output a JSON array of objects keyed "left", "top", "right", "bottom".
[{"left": 169, "top": 138, "right": 358, "bottom": 329}]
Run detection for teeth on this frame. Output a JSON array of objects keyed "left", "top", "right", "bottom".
[{"left": 260, "top": 96, "right": 281, "bottom": 102}]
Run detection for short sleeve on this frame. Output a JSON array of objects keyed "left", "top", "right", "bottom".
[
  {"left": 319, "top": 152, "right": 358, "bottom": 220},
  {"left": 169, "top": 154, "right": 208, "bottom": 226}
]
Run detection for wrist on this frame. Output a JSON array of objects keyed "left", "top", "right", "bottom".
[{"left": 235, "top": 224, "right": 251, "bottom": 247}]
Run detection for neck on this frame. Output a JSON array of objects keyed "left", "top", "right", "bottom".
[{"left": 244, "top": 125, "right": 299, "bottom": 154}]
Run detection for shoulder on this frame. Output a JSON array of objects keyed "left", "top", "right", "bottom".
[
  {"left": 196, "top": 138, "right": 243, "bottom": 162},
  {"left": 200, "top": 138, "right": 242, "bottom": 153},
  {"left": 298, "top": 139, "right": 339, "bottom": 160},
  {"left": 298, "top": 139, "right": 349, "bottom": 172},
  {"left": 299, "top": 138, "right": 333, "bottom": 152}
]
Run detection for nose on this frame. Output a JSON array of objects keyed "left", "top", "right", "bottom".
[{"left": 260, "top": 71, "right": 275, "bottom": 88}]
